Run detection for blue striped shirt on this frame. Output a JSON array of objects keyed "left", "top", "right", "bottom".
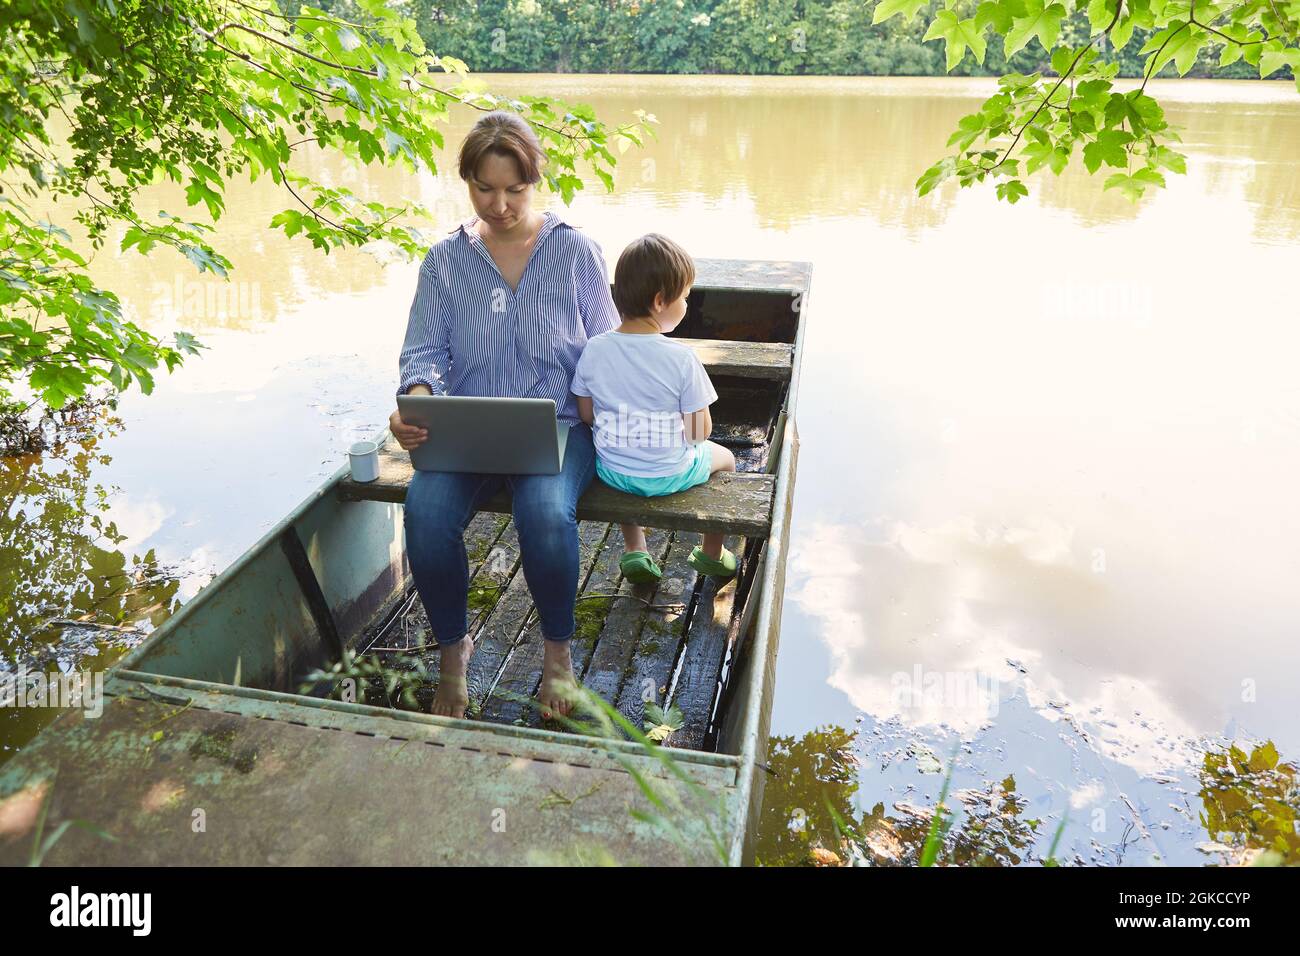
[{"left": 397, "top": 210, "right": 620, "bottom": 426}]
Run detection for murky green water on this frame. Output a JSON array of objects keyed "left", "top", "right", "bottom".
[{"left": 4, "top": 75, "right": 1298, "bottom": 866}]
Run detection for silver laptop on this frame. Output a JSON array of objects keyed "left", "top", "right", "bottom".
[{"left": 395, "top": 395, "right": 570, "bottom": 475}]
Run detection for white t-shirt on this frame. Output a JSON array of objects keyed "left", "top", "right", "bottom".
[{"left": 570, "top": 330, "right": 719, "bottom": 477}]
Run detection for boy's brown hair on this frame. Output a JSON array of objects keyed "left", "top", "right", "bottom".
[
  {"left": 613, "top": 234, "right": 696, "bottom": 320},
  {"left": 458, "top": 110, "right": 545, "bottom": 184}
]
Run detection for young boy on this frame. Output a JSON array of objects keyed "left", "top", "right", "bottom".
[{"left": 570, "top": 233, "right": 738, "bottom": 584}]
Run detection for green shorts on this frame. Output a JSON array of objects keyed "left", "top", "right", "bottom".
[{"left": 595, "top": 443, "right": 713, "bottom": 497}]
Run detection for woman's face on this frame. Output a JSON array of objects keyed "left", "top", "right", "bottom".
[{"left": 468, "top": 152, "right": 534, "bottom": 235}]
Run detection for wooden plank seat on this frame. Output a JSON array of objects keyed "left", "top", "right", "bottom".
[
  {"left": 340, "top": 447, "right": 776, "bottom": 537},
  {"left": 673, "top": 337, "right": 793, "bottom": 381},
  {"left": 341, "top": 336, "right": 786, "bottom": 536}
]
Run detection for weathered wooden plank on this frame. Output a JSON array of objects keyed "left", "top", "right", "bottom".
[
  {"left": 504, "top": 520, "right": 631, "bottom": 729},
  {"left": 711, "top": 422, "right": 770, "bottom": 447},
  {"left": 578, "top": 527, "right": 673, "bottom": 706},
  {"left": 613, "top": 532, "right": 702, "bottom": 732},
  {"left": 365, "top": 511, "right": 509, "bottom": 653},
  {"left": 692, "top": 258, "right": 812, "bottom": 294},
  {"left": 710, "top": 382, "right": 781, "bottom": 444},
  {"left": 668, "top": 533, "right": 746, "bottom": 752},
  {"left": 676, "top": 261, "right": 807, "bottom": 346},
  {"left": 385, "top": 517, "right": 519, "bottom": 694},
  {"left": 341, "top": 455, "right": 775, "bottom": 537},
  {"left": 462, "top": 522, "right": 538, "bottom": 715},
  {"left": 730, "top": 444, "right": 768, "bottom": 473},
  {"left": 673, "top": 337, "right": 792, "bottom": 381},
  {"left": 567, "top": 524, "right": 631, "bottom": 681},
  {"left": 479, "top": 520, "right": 610, "bottom": 724},
  {"left": 0, "top": 694, "right": 736, "bottom": 866},
  {"left": 317, "top": 512, "right": 513, "bottom": 707}
]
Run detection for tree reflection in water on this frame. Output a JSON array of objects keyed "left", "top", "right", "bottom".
[
  {"left": 1, "top": 397, "right": 183, "bottom": 761},
  {"left": 756, "top": 726, "right": 1300, "bottom": 867},
  {"left": 1197, "top": 742, "right": 1299, "bottom": 867}
]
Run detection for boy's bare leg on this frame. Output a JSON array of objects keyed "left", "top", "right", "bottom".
[
  {"left": 621, "top": 523, "right": 648, "bottom": 554},
  {"left": 701, "top": 442, "right": 738, "bottom": 559},
  {"left": 701, "top": 531, "right": 727, "bottom": 560}
]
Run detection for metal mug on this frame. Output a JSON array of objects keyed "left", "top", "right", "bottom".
[{"left": 348, "top": 440, "right": 380, "bottom": 483}]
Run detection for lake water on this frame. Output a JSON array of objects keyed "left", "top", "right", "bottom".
[{"left": 4, "top": 74, "right": 1298, "bottom": 866}]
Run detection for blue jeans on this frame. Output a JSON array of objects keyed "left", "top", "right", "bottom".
[{"left": 402, "top": 422, "right": 596, "bottom": 647}]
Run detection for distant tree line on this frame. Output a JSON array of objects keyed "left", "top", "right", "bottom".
[{"left": 364, "top": 0, "right": 1286, "bottom": 80}]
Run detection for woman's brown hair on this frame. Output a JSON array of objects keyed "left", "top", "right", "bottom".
[
  {"left": 458, "top": 110, "right": 546, "bottom": 184},
  {"left": 613, "top": 234, "right": 696, "bottom": 320}
]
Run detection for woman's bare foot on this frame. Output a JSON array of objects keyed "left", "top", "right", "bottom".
[
  {"left": 431, "top": 636, "right": 474, "bottom": 718},
  {"left": 540, "top": 639, "right": 579, "bottom": 720}
]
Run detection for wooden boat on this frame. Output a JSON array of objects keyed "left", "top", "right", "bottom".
[{"left": 0, "top": 258, "right": 809, "bottom": 866}]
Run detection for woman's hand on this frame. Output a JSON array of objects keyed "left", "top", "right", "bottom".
[{"left": 390, "top": 390, "right": 430, "bottom": 450}]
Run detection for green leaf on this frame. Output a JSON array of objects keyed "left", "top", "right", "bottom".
[
  {"left": 1047, "top": 145, "right": 1070, "bottom": 174},
  {"left": 1086, "top": 0, "right": 1120, "bottom": 30},
  {"left": 120, "top": 226, "right": 156, "bottom": 255},
  {"left": 1021, "top": 139, "right": 1068, "bottom": 175},
  {"left": 383, "top": 128, "right": 413, "bottom": 160},
  {"left": 946, "top": 112, "right": 988, "bottom": 149},
  {"left": 1103, "top": 167, "right": 1165, "bottom": 202},
  {"left": 1104, "top": 90, "right": 1163, "bottom": 135},
  {"left": 1140, "top": 22, "right": 1205, "bottom": 77},
  {"left": 1149, "top": 144, "right": 1186, "bottom": 174},
  {"left": 916, "top": 157, "right": 958, "bottom": 196},
  {"left": 270, "top": 210, "right": 305, "bottom": 239},
  {"left": 1111, "top": 15, "right": 1136, "bottom": 51},
  {"left": 185, "top": 180, "right": 224, "bottom": 220},
  {"left": 975, "top": 0, "right": 1025, "bottom": 34},
  {"left": 1075, "top": 78, "right": 1112, "bottom": 109},
  {"left": 1214, "top": 28, "right": 1262, "bottom": 68},
  {"left": 996, "top": 179, "right": 1029, "bottom": 203},
  {"left": 1082, "top": 128, "right": 1133, "bottom": 172},
  {"left": 642, "top": 702, "right": 684, "bottom": 743},
  {"left": 923, "top": 10, "right": 989, "bottom": 71},
  {"left": 872, "top": 0, "right": 931, "bottom": 24},
  {"left": 1260, "top": 47, "right": 1300, "bottom": 79},
  {"left": 180, "top": 244, "right": 227, "bottom": 278},
  {"left": 173, "top": 331, "right": 205, "bottom": 355},
  {"left": 1004, "top": 0, "right": 1067, "bottom": 59}
]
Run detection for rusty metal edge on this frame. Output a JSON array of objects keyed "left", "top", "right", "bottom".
[
  {"left": 727, "top": 270, "right": 811, "bottom": 867},
  {"left": 111, "top": 668, "right": 742, "bottom": 773}
]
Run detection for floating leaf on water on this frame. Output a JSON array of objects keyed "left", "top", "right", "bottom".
[{"left": 809, "top": 847, "right": 841, "bottom": 866}]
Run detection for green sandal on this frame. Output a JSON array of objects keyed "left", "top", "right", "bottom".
[
  {"left": 620, "top": 550, "right": 662, "bottom": 585},
  {"left": 688, "top": 545, "right": 738, "bottom": 580}
]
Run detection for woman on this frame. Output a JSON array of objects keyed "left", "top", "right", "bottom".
[{"left": 389, "top": 111, "right": 619, "bottom": 721}]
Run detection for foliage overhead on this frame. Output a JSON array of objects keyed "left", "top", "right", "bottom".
[
  {"left": 0, "top": 0, "right": 653, "bottom": 411},
  {"left": 322, "top": 0, "right": 1300, "bottom": 204},
  {"left": 901, "top": 0, "right": 1300, "bottom": 203}
]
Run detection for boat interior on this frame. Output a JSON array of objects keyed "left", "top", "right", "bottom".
[{"left": 118, "top": 260, "right": 807, "bottom": 756}]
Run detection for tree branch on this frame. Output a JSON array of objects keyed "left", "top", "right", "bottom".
[{"left": 980, "top": 1, "right": 1127, "bottom": 173}]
